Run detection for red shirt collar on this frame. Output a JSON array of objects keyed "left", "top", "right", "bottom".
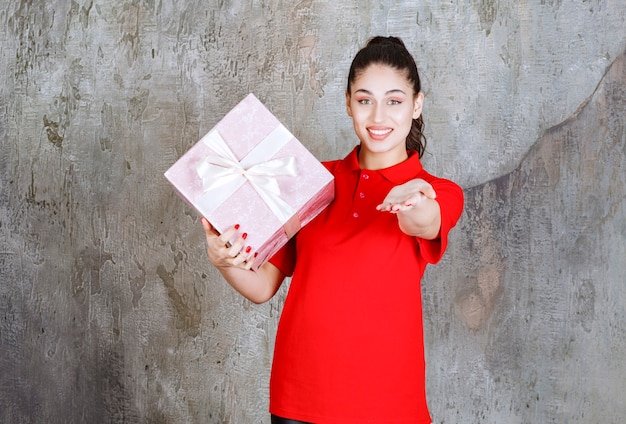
[{"left": 336, "top": 145, "right": 424, "bottom": 184}]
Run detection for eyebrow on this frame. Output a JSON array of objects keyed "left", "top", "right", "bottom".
[{"left": 354, "top": 88, "right": 407, "bottom": 96}]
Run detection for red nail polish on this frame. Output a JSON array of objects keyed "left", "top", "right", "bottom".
[
  {"left": 254, "top": 252, "right": 258, "bottom": 258},
  {"left": 245, "top": 246, "right": 252, "bottom": 253},
  {"left": 242, "top": 232, "right": 248, "bottom": 240},
  {"left": 234, "top": 224, "right": 240, "bottom": 230}
]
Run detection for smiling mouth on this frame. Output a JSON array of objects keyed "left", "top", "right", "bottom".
[{"left": 368, "top": 128, "right": 392, "bottom": 136}]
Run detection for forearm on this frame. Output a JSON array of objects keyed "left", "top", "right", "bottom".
[
  {"left": 397, "top": 197, "right": 441, "bottom": 239},
  {"left": 216, "top": 261, "right": 285, "bottom": 304}
]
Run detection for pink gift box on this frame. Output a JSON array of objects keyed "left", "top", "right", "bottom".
[{"left": 164, "top": 93, "right": 334, "bottom": 270}]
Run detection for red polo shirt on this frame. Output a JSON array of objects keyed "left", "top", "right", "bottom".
[{"left": 269, "top": 146, "right": 464, "bottom": 423}]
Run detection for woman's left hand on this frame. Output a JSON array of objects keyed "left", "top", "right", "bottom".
[{"left": 376, "top": 178, "right": 437, "bottom": 213}]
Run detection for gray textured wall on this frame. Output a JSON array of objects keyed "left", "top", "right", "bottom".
[{"left": 1, "top": 1, "right": 624, "bottom": 423}]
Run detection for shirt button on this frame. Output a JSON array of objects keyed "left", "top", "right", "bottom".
[
  {"left": 352, "top": 212, "right": 359, "bottom": 218},
  {"left": 359, "top": 192, "right": 365, "bottom": 198},
  {"left": 362, "top": 174, "right": 369, "bottom": 180}
]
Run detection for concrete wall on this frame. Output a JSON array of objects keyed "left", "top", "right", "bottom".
[{"left": 1, "top": 1, "right": 624, "bottom": 423}]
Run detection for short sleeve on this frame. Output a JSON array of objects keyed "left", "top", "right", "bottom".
[
  {"left": 269, "top": 236, "right": 297, "bottom": 277},
  {"left": 416, "top": 178, "right": 464, "bottom": 264}
]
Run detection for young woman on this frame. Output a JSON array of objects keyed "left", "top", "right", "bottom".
[{"left": 202, "top": 36, "right": 464, "bottom": 424}]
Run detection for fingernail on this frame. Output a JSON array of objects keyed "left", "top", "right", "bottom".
[
  {"left": 242, "top": 232, "right": 248, "bottom": 240},
  {"left": 254, "top": 252, "right": 258, "bottom": 258},
  {"left": 245, "top": 246, "right": 252, "bottom": 253},
  {"left": 234, "top": 224, "right": 240, "bottom": 230}
]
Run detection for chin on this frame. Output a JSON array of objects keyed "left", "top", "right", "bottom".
[{"left": 363, "top": 141, "right": 403, "bottom": 154}]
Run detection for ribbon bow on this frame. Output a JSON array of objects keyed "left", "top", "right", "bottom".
[{"left": 196, "top": 125, "right": 298, "bottom": 224}]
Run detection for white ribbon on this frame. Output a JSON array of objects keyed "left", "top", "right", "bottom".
[{"left": 196, "top": 125, "right": 298, "bottom": 223}]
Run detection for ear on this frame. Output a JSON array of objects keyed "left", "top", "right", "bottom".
[
  {"left": 413, "top": 92, "right": 424, "bottom": 120},
  {"left": 345, "top": 92, "right": 353, "bottom": 117}
]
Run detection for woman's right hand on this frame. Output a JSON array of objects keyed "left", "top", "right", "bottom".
[
  {"left": 201, "top": 218, "right": 256, "bottom": 271},
  {"left": 200, "top": 217, "right": 285, "bottom": 303}
]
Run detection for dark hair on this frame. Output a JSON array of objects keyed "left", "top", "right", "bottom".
[{"left": 347, "top": 36, "right": 427, "bottom": 157}]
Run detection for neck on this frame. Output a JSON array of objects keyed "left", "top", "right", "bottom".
[{"left": 358, "top": 147, "right": 408, "bottom": 170}]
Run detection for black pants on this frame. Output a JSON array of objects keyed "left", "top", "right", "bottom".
[{"left": 271, "top": 414, "right": 312, "bottom": 424}]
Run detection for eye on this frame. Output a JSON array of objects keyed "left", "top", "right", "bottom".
[
  {"left": 357, "top": 98, "right": 372, "bottom": 105},
  {"left": 388, "top": 99, "right": 402, "bottom": 105}
]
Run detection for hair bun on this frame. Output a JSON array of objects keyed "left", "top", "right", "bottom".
[{"left": 366, "top": 36, "right": 407, "bottom": 49}]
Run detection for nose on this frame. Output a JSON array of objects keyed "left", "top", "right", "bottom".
[{"left": 373, "top": 102, "right": 384, "bottom": 122}]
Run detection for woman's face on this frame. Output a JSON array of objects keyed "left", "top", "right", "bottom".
[{"left": 346, "top": 64, "right": 423, "bottom": 170}]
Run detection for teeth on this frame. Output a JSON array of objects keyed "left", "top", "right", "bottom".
[{"left": 370, "top": 128, "right": 392, "bottom": 135}]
